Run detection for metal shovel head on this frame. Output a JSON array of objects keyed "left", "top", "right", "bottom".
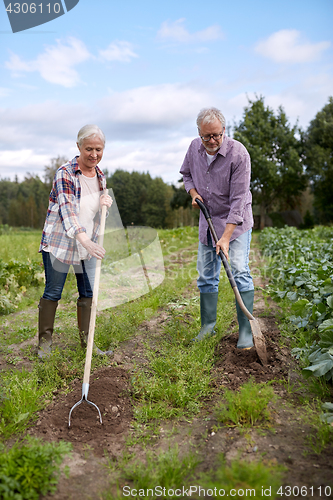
[{"left": 250, "top": 319, "right": 268, "bottom": 366}]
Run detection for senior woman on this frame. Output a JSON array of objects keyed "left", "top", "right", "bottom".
[{"left": 38, "top": 124, "right": 112, "bottom": 359}]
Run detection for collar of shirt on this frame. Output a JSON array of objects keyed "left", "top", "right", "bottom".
[
  {"left": 71, "top": 155, "right": 105, "bottom": 180},
  {"left": 198, "top": 135, "right": 228, "bottom": 160}
]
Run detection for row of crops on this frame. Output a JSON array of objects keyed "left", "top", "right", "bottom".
[{"left": 259, "top": 226, "right": 333, "bottom": 394}]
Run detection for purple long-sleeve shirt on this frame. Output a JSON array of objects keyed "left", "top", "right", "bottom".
[{"left": 180, "top": 136, "right": 253, "bottom": 246}]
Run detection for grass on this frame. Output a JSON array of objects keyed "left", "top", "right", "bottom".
[
  {"left": 129, "top": 281, "right": 234, "bottom": 422},
  {"left": 298, "top": 400, "right": 333, "bottom": 455},
  {"left": 216, "top": 378, "right": 278, "bottom": 428},
  {"left": 198, "top": 455, "right": 286, "bottom": 500},
  {"left": 0, "top": 231, "right": 42, "bottom": 263},
  {"left": 103, "top": 446, "right": 286, "bottom": 500},
  {"left": 104, "top": 445, "right": 199, "bottom": 500}
]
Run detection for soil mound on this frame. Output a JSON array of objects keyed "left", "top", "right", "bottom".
[
  {"left": 29, "top": 366, "right": 133, "bottom": 456},
  {"left": 213, "top": 316, "right": 292, "bottom": 390}
]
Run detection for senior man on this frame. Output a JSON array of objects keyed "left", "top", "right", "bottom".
[{"left": 180, "top": 107, "right": 254, "bottom": 348}]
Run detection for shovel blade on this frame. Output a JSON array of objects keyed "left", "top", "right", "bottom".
[{"left": 250, "top": 319, "right": 268, "bottom": 366}]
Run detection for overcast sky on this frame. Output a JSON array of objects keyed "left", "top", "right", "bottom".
[{"left": 0, "top": 0, "right": 332, "bottom": 184}]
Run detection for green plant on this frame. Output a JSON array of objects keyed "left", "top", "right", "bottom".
[
  {"left": 0, "top": 437, "right": 71, "bottom": 500},
  {"left": 216, "top": 379, "right": 278, "bottom": 427},
  {"left": 198, "top": 455, "right": 286, "bottom": 499},
  {"left": 320, "top": 402, "right": 333, "bottom": 424},
  {"left": 305, "top": 414, "right": 333, "bottom": 455},
  {"left": 0, "top": 369, "right": 48, "bottom": 439},
  {"left": 0, "top": 259, "right": 42, "bottom": 314},
  {"left": 259, "top": 226, "right": 333, "bottom": 383},
  {"left": 110, "top": 445, "right": 199, "bottom": 499}
]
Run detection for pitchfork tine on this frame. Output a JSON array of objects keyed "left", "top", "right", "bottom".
[{"left": 68, "top": 383, "right": 102, "bottom": 427}]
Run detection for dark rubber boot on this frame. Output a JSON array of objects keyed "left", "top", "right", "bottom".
[
  {"left": 77, "top": 297, "right": 93, "bottom": 348},
  {"left": 38, "top": 298, "right": 58, "bottom": 359},
  {"left": 236, "top": 290, "right": 254, "bottom": 349},
  {"left": 193, "top": 292, "right": 218, "bottom": 341},
  {"left": 77, "top": 297, "right": 113, "bottom": 356}
]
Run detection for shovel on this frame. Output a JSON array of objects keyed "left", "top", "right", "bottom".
[
  {"left": 68, "top": 190, "right": 109, "bottom": 427},
  {"left": 195, "top": 198, "right": 268, "bottom": 366}
]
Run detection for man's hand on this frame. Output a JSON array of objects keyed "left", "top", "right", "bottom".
[
  {"left": 216, "top": 223, "right": 237, "bottom": 260},
  {"left": 189, "top": 188, "right": 203, "bottom": 208},
  {"left": 216, "top": 235, "right": 230, "bottom": 260}
]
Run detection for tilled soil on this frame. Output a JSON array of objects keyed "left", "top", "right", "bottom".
[{"left": 30, "top": 366, "right": 133, "bottom": 457}]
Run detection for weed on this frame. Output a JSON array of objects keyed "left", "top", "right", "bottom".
[
  {"left": 299, "top": 400, "right": 333, "bottom": 455},
  {"left": 216, "top": 379, "right": 278, "bottom": 427},
  {"left": 104, "top": 444, "right": 199, "bottom": 499},
  {"left": 198, "top": 455, "right": 286, "bottom": 499},
  {"left": 0, "top": 369, "right": 49, "bottom": 438},
  {"left": 0, "top": 437, "right": 71, "bottom": 500},
  {"left": 125, "top": 421, "right": 161, "bottom": 447}
]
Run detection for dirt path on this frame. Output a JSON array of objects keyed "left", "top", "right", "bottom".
[{"left": 2, "top": 246, "right": 333, "bottom": 499}]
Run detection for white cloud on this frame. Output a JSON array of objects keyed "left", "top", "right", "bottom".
[
  {"left": 0, "top": 150, "right": 50, "bottom": 179},
  {"left": 255, "top": 29, "right": 330, "bottom": 64},
  {"left": 5, "top": 37, "right": 91, "bottom": 87},
  {"left": 1, "top": 72, "right": 332, "bottom": 182},
  {"left": 98, "top": 83, "right": 211, "bottom": 127},
  {"left": 99, "top": 41, "right": 138, "bottom": 62},
  {"left": 157, "top": 18, "right": 224, "bottom": 43},
  {"left": 101, "top": 138, "right": 191, "bottom": 184}
]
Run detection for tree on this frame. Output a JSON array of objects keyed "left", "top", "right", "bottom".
[
  {"left": 170, "top": 179, "right": 192, "bottom": 210},
  {"left": 234, "top": 96, "right": 307, "bottom": 228},
  {"left": 106, "top": 169, "right": 152, "bottom": 226},
  {"left": 304, "top": 97, "right": 333, "bottom": 223},
  {"left": 44, "top": 156, "right": 68, "bottom": 187},
  {"left": 142, "top": 177, "right": 170, "bottom": 228}
]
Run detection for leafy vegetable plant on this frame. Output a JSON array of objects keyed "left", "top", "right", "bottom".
[{"left": 259, "top": 226, "right": 333, "bottom": 382}]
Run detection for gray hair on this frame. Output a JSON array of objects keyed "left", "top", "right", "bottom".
[
  {"left": 196, "top": 107, "right": 226, "bottom": 130},
  {"left": 77, "top": 124, "right": 105, "bottom": 146}
]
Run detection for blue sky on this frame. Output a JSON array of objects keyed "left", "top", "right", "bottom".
[{"left": 0, "top": 0, "right": 332, "bottom": 184}]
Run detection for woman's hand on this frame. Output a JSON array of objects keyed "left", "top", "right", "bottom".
[
  {"left": 100, "top": 193, "right": 113, "bottom": 208},
  {"left": 76, "top": 232, "right": 105, "bottom": 260}
]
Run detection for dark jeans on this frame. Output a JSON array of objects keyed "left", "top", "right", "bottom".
[{"left": 42, "top": 250, "right": 96, "bottom": 301}]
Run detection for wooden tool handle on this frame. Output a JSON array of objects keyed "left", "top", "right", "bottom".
[{"left": 83, "top": 189, "right": 108, "bottom": 385}]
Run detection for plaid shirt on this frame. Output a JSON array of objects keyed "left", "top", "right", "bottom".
[{"left": 39, "top": 156, "right": 106, "bottom": 265}]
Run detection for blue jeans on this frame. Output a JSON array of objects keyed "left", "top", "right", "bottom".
[
  {"left": 197, "top": 229, "right": 254, "bottom": 294},
  {"left": 42, "top": 251, "right": 97, "bottom": 302}
]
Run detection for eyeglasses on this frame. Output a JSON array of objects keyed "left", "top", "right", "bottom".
[{"left": 200, "top": 133, "right": 223, "bottom": 142}]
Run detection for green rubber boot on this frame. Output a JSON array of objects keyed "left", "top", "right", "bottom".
[
  {"left": 38, "top": 298, "right": 58, "bottom": 359},
  {"left": 236, "top": 290, "right": 254, "bottom": 349},
  {"left": 193, "top": 292, "right": 218, "bottom": 341}
]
